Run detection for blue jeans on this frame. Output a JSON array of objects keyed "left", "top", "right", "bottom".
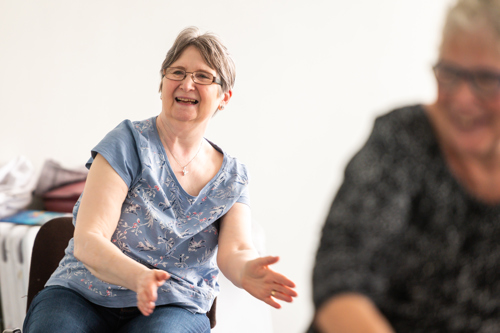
[{"left": 23, "top": 286, "right": 211, "bottom": 333}]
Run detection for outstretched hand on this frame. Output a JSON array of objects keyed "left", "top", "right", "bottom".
[
  {"left": 136, "top": 269, "right": 170, "bottom": 316},
  {"left": 241, "top": 256, "right": 298, "bottom": 309}
]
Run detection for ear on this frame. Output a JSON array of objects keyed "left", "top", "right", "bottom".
[{"left": 221, "top": 89, "right": 232, "bottom": 106}]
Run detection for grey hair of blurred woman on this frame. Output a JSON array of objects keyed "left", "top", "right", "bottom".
[
  {"left": 441, "top": 0, "right": 500, "bottom": 51},
  {"left": 159, "top": 27, "right": 236, "bottom": 96}
]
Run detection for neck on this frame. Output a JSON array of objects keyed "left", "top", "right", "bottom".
[
  {"left": 156, "top": 113, "right": 206, "bottom": 169},
  {"left": 446, "top": 149, "right": 500, "bottom": 204},
  {"left": 157, "top": 113, "right": 205, "bottom": 150},
  {"left": 425, "top": 103, "right": 500, "bottom": 204}
]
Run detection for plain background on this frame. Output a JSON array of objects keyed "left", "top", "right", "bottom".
[{"left": 1, "top": 0, "right": 455, "bottom": 332}]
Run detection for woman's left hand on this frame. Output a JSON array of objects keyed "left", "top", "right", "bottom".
[{"left": 241, "top": 256, "right": 298, "bottom": 309}]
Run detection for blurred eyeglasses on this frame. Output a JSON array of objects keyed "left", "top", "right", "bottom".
[
  {"left": 433, "top": 62, "right": 500, "bottom": 97},
  {"left": 164, "top": 67, "right": 222, "bottom": 85}
]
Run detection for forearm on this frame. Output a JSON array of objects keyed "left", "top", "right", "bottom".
[
  {"left": 315, "top": 294, "right": 394, "bottom": 333},
  {"left": 218, "top": 246, "right": 259, "bottom": 288},
  {"left": 74, "top": 232, "right": 150, "bottom": 292}
]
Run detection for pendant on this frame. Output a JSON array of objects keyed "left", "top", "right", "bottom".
[{"left": 182, "top": 166, "right": 189, "bottom": 176}]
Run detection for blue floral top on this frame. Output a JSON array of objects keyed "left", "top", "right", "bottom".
[{"left": 46, "top": 116, "right": 250, "bottom": 313}]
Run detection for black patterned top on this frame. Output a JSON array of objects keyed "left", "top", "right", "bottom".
[{"left": 312, "top": 105, "right": 500, "bottom": 333}]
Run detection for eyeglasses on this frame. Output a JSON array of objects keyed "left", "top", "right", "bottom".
[
  {"left": 433, "top": 62, "right": 500, "bottom": 97},
  {"left": 164, "top": 67, "right": 222, "bottom": 86}
]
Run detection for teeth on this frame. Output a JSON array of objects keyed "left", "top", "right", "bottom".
[
  {"left": 176, "top": 97, "right": 197, "bottom": 104},
  {"left": 461, "top": 118, "right": 472, "bottom": 128},
  {"left": 458, "top": 115, "right": 475, "bottom": 128}
]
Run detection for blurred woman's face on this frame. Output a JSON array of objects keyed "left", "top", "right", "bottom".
[{"left": 434, "top": 27, "right": 500, "bottom": 157}]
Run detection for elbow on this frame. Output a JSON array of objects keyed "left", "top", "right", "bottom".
[
  {"left": 216, "top": 253, "right": 227, "bottom": 274},
  {"left": 73, "top": 238, "right": 83, "bottom": 262},
  {"left": 73, "top": 235, "right": 88, "bottom": 264},
  {"left": 216, "top": 251, "right": 235, "bottom": 278}
]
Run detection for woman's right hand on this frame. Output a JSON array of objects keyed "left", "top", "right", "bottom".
[{"left": 136, "top": 269, "right": 170, "bottom": 316}]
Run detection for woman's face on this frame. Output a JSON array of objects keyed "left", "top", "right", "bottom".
[
  {"left": 161, "top": 45, "right": 231, "bottom": 126},
  {"left": 433, "top": 27, "right": 500, "bottom": 157}
]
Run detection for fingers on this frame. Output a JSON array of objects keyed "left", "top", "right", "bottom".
[
  {"left": 138, "top": 300, "right": 156, "bottom": 316},
  {"left": 271, "top": 271, "right": 296, "bottom": 289},
  {"left": 254, "top": 257, "right": 295, "bottom": 288},
  {"left": 264, "top": 296, "right": 282, "bottom": 309},
  {"left": 137, "top": 289, "right": 156, "bottom": 316},
  {"left": 154, "top": 270, "right": 170, "bottom": 286},
  {"left": 255, "top": 255, "right": 280, "bottom": 267},
  {"left": 136, "top": 269, "right": 170, "bottom": 316},
  {"left": 270, "top": 286, "right": 297, "bottom": 302}
]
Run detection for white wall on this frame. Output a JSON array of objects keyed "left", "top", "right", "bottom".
[{"left": 0, "top": 1, "right": 454, "bottom": 332}]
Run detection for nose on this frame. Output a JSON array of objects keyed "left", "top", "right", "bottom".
[
  {"left": 179, "top": 73, "right": 196, "bottom": 90},
  {"left": 451, "top": 79, "right": 479, "bottom": 106}
]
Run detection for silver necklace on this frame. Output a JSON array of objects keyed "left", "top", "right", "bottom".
[
  {"left": 166, "top": 142, "right": 203, "bottom": 176},
  {"left": 159, "top": 128, "right": 203, "bottom": 176}
]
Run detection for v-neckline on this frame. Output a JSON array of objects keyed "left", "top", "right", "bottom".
[{"left": 152, "top": 116, "right": 227, "bottom": 199}]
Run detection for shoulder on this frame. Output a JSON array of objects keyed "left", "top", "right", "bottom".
[
  {"left": 223, "top": 153, "right": 250, "bottom": 186},
  {"left": 207, "top": 140, "right": 250, "bottom": 181},
  {"left": 368, "top": 104, "right": 436, "bottom": 156},
  {"left": 373, "top": 105, "right": 433, "bottom": 145},
  {"left": 112, "top": 117, "right": 156, "bottom": 140},
  {"left": 86, "top": 117, "right": 157, "bottom": 185},
  {"left": 95, "top": 117, "right": 157, "bottom": 148},
  {"left": 129, "top": 117, "right": 157, "bottom": 137},
  {"left": 225, "top": 153, "right": 249, "bottom": 178},
  {"left": 345, "top": 105, "right": 434, "bottom": 187}
]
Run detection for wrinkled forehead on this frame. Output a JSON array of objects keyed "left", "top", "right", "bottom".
[{"left": 170, "top": 45, "right": 217, "bottom": 74}]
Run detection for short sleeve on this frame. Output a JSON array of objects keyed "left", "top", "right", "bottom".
[
  {"left": 85, "top": 120, "right": 141, "bottom": 188},
  {"left": 224, "top": 155, "right": 251, "bottom": 207},
  {"left": 236, "top": 184, "right": 251, "bottom": 207}
]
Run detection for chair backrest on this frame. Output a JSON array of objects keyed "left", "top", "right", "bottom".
[
  {"left": 26, "top": 217, "right": 217, "bottom": 328},
  {"left": 26, "top": 217, "right": 74, "bottom": 310}
]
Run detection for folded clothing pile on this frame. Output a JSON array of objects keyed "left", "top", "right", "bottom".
[
  {"left": 34, "top": 160, "right": 88, "bottom": 213},
  {"left": 0, "top": 156, "right": 37, "bottom": 219}
]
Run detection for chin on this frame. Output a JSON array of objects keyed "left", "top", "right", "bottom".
[{"left": 450, "top": 132, "right": 497, "bottom": 157}]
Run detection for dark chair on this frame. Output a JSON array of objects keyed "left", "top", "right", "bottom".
[{"left": 3, "top": 217, "right": 216, "bottom": 332}]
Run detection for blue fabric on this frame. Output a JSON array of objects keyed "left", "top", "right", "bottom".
[
  {"left": 23, "top": 286, "right": 210, "bottom": 333},
  {"left": 46, "top": 116, "right": 250, "bottom": 313}
]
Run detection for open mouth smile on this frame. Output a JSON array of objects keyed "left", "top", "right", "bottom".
[
  {"left": 175, "top": 97, "right": 199, "bottom": 105},
  {"left": 452, "top": 112, "right": 489, "bottom": 131}
]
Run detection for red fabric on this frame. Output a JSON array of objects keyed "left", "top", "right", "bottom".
[{"left": 42, "top": 180, "right": 85, "bottom": 213}]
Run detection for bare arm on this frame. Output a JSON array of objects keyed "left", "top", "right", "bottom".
[
  {"left": 217, "top": 203, "right": 298, "bottom": 308},
  {"left": 73, "top": 154, "right": 169, "bottom": 316},
  {"left": 315, "top": 293, "right": 395, "bottom": 333}
]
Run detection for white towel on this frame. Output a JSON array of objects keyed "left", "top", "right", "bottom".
[{"left": 0, "top": 156, "right": 36, "bottom": 219}]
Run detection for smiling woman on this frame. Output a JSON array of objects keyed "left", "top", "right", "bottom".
[
  {"left": 426, "top": 0, "right": 500, "bottom": 202},
  {"left": 311, "top": 0, "right": 500, "bottom": 332},
  {"left": 22, "top": 26, "right": 297, "bottom": 333},
  {"left": 159, "top": 45, "right": 230, "bottom": 137}
]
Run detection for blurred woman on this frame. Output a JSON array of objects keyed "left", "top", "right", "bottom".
[
  {"left": 311, "top": 0, "right": 500, "bottom": 332},
  {"left": 23, "top": 27, "right": 297, "bottom": 333}
]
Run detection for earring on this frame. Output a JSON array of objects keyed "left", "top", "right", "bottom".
[{"left": 219, "top": 105, "right": 225, "bottom": 110}]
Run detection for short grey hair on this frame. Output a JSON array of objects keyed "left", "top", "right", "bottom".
[
  {"left": 441, "top": 0, "right": 500, "bottom": 49},
  {"left": 159, "top": 27, "right": 236, "bottom": 96}
]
